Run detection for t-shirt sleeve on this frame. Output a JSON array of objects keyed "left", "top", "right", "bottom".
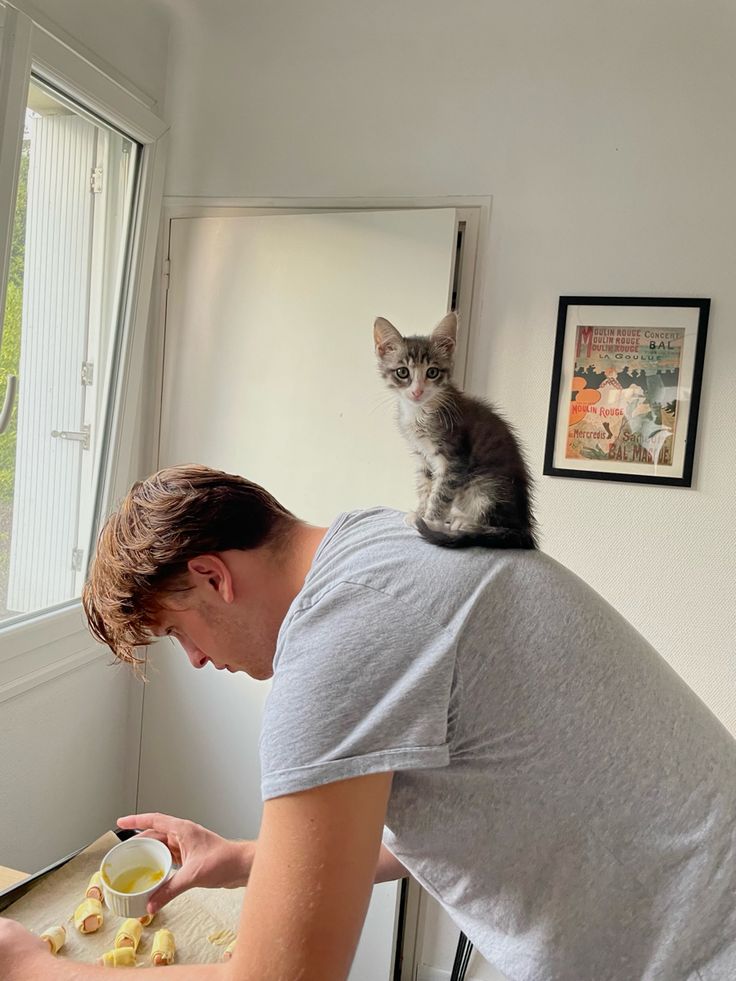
[{"left": 260, "top": 580, "right": 456, "bottom": 800}]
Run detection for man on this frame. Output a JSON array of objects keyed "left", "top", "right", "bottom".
[{"left": 2, "top": 464, "right": 735, "bottom": 980}]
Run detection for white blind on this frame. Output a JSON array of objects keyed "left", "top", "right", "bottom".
[{"left": 8, "top": 113, "right": 96, "bottom": 611}]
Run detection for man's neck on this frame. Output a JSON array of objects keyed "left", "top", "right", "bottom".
[{"left": 288, "top": 522, "right": 329, "bottom": 596}]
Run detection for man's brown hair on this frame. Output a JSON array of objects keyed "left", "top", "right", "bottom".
[{"left": 82, "top": 464, "right": 296, "bottom": 664}]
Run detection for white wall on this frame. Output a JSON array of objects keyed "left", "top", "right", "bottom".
[
  {"left": 0, "top": 658, "right": 142, "bottom": 875},
  {"left": 0, "top": 0, "right": 170, "bottom": 877},
  {"left": 158, "top": 2, "right": 736, "bottom": 975},
  {"left": 13, "top": 0, "right": 170, "bottom": 109}
]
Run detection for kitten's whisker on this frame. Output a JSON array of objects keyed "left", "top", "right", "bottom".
[
  {"left": 368, "top": 393, "right": 397, "bottom": 415},
  {"left": 435, "top": 392, "right": 460, "bottom": 432}
]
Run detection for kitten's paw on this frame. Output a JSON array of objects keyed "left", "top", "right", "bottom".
[
  {"left": 423, "top": 517, "right": 451, "bottom": 533},
  {"left": 449, "top": 517, "right": 475, "bottom": 532},
  {"left": 404, "top": 511, "right": 419, "bottom": 528}
]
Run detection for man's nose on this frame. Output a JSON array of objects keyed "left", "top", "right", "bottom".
[{"left": 185, "top": 645, "right": 208, "bottom": 669}]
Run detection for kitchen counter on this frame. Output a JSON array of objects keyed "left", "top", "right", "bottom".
[{"left": 0, "top": 866, "right": 28, "bottom": 891}]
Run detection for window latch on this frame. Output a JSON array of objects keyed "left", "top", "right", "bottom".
[{"left": 51, "top": 424, "right": 90, "bottom": 450}]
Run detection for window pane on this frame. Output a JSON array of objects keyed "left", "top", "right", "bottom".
[{"left": 0, "top": 79, "right": 140, "bottom": 623}]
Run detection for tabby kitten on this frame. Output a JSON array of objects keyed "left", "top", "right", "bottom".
[{"left": 373, "top": 312, "right": 537, "bottom": 549}]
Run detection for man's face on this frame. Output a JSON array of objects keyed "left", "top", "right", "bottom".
[
  {"left": 153, "top": 552, "right": 287, "bottom": 680},
  {"left": 157, "top": 602, "right": 273, "bottom": 680}
]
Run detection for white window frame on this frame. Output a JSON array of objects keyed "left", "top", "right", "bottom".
[{"left": 0, "top": 2, "right": 168, "bottom": 695}]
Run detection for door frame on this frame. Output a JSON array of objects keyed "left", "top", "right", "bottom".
[{"left": 149, "top": 196, "right": 491, "bottom": 981}]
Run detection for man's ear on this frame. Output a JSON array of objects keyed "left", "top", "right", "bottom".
[{"left": 187, "top": 554, "right": 235, "bottom": 603}]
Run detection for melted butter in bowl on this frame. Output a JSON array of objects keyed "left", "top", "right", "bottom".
[
  {"left": 108, "top": 866, "right": 165, "bottom": 894},
  {"left": 100, "top": 837, "right": 173, "bottom": 917}
]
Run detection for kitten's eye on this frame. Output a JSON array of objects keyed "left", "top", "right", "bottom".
[
  {"left": 426, "top": 367, "right": 440, "bottom": 380},
  {"left": 395, "top": 367, "right": 410, "bottom": 380}
]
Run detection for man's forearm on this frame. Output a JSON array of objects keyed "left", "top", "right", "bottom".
[{"left": 375, "top": 844, "right": 408, "bottom": 883}]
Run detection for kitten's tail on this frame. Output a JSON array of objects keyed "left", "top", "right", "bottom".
[{"left": 414, "top": 517, "right": 537, "bottom": 550}]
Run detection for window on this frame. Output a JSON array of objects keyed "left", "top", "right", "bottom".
[
  {"left": 0, "top": 3, "right": 167, "bottom": 682},
  {"left": 0, "top": 80, "right": 140, "bottom": 623}
]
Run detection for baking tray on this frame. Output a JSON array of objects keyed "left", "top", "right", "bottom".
[
  {"left": 0, "top": 830, "right": 134, "bottom": 914},
  {"left": 1, "top": 832, "right": 244, "bottom": 966}
]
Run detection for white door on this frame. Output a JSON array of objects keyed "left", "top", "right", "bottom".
[{"left": 144, "top": 207, "right": 461, "bottom": 980}]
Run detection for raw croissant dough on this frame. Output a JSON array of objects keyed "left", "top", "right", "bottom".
[
  {"left": 99, "top": 946, "right": 136, "bottom": 968},
  {"left": 74, "top": 898, "right": 103, "bottom": 934},
  {"left": 114, "top": 918, "right": 142, "bottom": 951},
  {"left": 151, "top": 928, "right": 176, "bottom": 966},
  {"left": 39, "top": 925, "right": 66, "bottom": 954}
]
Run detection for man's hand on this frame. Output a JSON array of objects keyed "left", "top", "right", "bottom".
[
  {"left": 0, "top": 918, "right": 48, "bottom": 981},
  {"left": 117, "top": 813, "right": 254, "bottom": 913}
]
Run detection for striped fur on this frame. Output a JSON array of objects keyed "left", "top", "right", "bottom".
[{"left": 373, "top": 312, "right": 537, "bottom": 550}]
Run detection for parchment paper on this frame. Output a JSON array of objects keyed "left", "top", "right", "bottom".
[{"left": 4, "top": 833, "right": 244, "bottom": 966}]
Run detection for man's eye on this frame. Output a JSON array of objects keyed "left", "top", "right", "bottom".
[
  {"left": 426, "top": 367, "right": 440, "bottom": 379},
  {"left": 395, "top": 367, "right": 410, "bottom": 380}
]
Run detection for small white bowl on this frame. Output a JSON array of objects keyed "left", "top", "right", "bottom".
[{"left": 100, "top": 837, "right": 173, "bottom": 918}]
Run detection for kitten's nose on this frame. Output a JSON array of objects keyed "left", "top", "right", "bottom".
[{"left": 411, "top": 388, "right": 424, "bottom": 400}]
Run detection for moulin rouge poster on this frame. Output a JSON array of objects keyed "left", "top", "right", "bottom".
[{"left": 567, "top": 325, "right": 685, "bottom": 466}]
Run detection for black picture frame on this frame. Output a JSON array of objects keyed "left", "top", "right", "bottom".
[{"left": 544, "top": 296, "right": 709, "bottom": 487}]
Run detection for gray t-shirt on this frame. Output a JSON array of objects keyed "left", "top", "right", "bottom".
[{"left": 260, "top": 508, "right": 736, "bottom": 981}]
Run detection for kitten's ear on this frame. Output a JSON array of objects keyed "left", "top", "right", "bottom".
[
  {"left": 374, "top": 317, "right": 402, "bottom": 357},
  {"left": 431, "top": 311, "right": 458, "bottom": 355}
]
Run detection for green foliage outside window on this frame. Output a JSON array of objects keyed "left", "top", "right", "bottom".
[
  {"left": 0, "top": 143, "right": 28, "bottom": 604},
  {"left": 0, "top": 142, "right": 28, "bottom": 503}
]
